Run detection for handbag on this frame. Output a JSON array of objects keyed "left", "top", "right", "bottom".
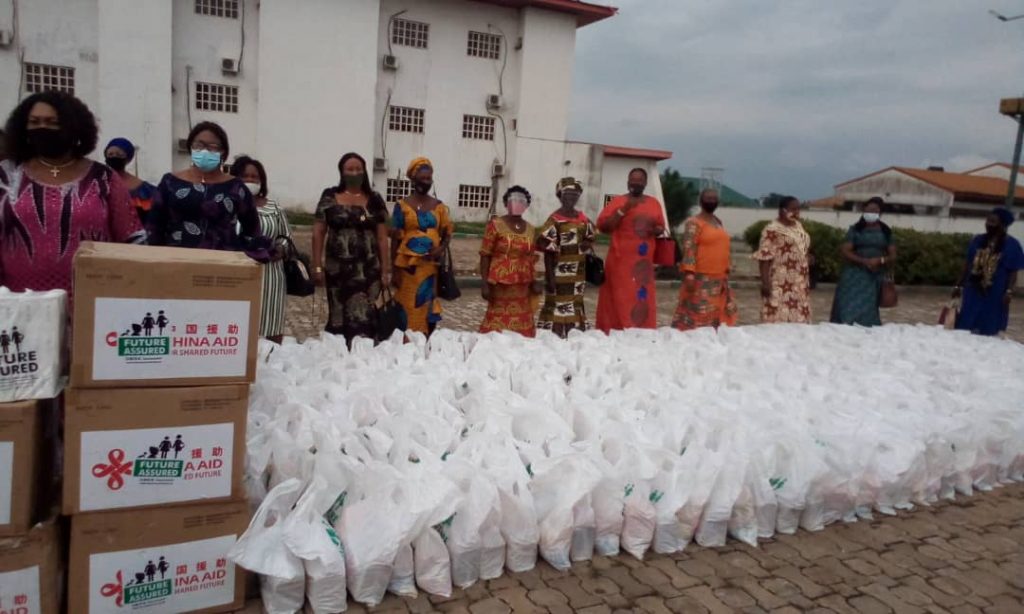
[
  {"left": 654, "top": 237, "right": 677, "bottom": 267},
  {"left": 584, "top": 252, "right": 605, "bottom": 286},
  {"left": 373, "top": 286, "right": 406, "bottom": 341},
  {"left": 437, "top": 244, "right": 461, "bottom": 301},
  {"left": 278, "top": 235, "right": 315, "bottom": 297},
  {"left": 938, "top": 298, "right": 960, "bottom": 330},
  {"left": 879, "top": 275, "right": 898, "bottom": 309}
]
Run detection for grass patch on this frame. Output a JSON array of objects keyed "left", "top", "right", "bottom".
[
  {"left": 453, "top": 222, "right": 488, "bottom": 236},
  {"left": 285, "top": 210, "right": 317, "bottom": 226}
]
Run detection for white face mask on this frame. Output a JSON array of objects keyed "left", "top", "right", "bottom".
[
  {"left": 862, "top": 212, "right": 880, "bottom": 223},
  {"left": 244, "top": 182, "right": 262, "bottom": 196}
]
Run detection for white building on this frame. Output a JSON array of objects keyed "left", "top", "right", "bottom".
[
  {"left": 0, "top": 0, "right": 670, "bottom": 224},
  {"left": 964, "top": 162, "right": 1024, "bottom": 182}
]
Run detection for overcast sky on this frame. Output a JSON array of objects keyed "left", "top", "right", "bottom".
[{"left": 567, "top": 0, "right": 1024, "bottom": 200}]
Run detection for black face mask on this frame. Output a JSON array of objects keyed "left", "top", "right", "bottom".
[
  {"left": 105, "top": 157, "right": 128, "bottom": 172},
  {"left": 628, "top": 185, "right": 645, "bottom": 197},
  {"left": 27, "top": 128, "right": 72, "bottom": 159},
  {"left": 701, "top": 201, "right": 719, "bottom": 214},
  {"left": 985, "top": 225, "right": 1001, "bottom": 237},
  {"left": 414, "top": 180, "right": 433, "bottom": 195}
]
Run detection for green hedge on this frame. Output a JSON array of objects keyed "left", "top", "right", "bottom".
[{"left": 743, "top": 220, "right": 973, "bottom": 285}]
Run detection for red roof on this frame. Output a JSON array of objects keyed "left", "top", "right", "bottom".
[
  {"left": 472, "top": 0, "right": 617, "bottom": 27},
  {"left": 963, "top": 162, "right": 1023, "bottom": 174},
  {"left": 602, "top": 144, "right": 673, "bottom": 161},
  {"left": 835, "top": 166, "right": 1024, "bottom": 201}
]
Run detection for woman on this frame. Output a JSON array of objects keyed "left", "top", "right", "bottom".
[
  {"left": 830, "top": 197, "right": 896, "bottom": 327},
  {"left": 480, "top": 186, "right": 541, "bottom": 336},
  {"left": 753, "top": 195, "right": 812, "bottom": 323},
  {"left": 231, "top": 156, "right": 291, "bottom": 343},
  {"left": 595, "top": 168, "right": 667, "bottom": 332},
  {"left": 0, "top": 92, "right": 144, "bottom": 307},
  {"left": 954, "top": 207, "right": 1023, "bottom": 336},
  {"left": 391, "top": 157, "right": 454, "bottom": 335},
  {"left": 146, "top": 121, "right": 271, "bottom": 261},
  {"left": 311, "top": 153, "right": 389, "bottom": 344},
  {"left": 104, "top": 137, "right": 156, "bottom": 226},
  {"left": 537, "top": 177, "right": 596, "bottom": 337},
  {"left": 672, "top": 189, "right": 738, "bottom": 331}
]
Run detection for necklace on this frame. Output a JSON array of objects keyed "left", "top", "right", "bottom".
[{"left": 38, "top": 158, "right": 75, "bottom": 178}]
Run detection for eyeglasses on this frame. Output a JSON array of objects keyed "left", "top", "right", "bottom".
[{"left": 192, "top": 140, "right": 224, "bottom": 153}]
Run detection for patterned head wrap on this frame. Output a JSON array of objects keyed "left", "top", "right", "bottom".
[
  {"left": 556, "top": 176, "right": 583, "bottom": 195},
  {"left": 406, "top": 156, "right": 433, "bottom": 179}
]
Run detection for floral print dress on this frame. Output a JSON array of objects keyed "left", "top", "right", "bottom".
[{"left": 753, "top": 220, "right": 812, "bottom": 323}]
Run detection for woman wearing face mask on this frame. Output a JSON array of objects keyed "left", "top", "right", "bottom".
[
  {"left": 104, "top": 137, "right": 156, "bottom": 226},
  {"left": 147, "top": 121, "right": 271, "bottom": 261},
  {"left": 230, "top": 155, "right": 290, "bottom": 343},
  {"left": 311, "top": 152, "right": 389, "bottom": 344},
  {"left": 0, "top": 92, "right": 144, "bottom": 308},
  {"left": 671, "top": 189, "right": 738, "bottom": 331},
  {"left": 391, "top": 157, "right": 454, "bottom": 335},
  {"left": 953, "top": 207, "right": 1023, "bottom": 336},
  {"left": 537, "top": 177, "right": 596, "bottom": 337},
  {"left": 479, "top": 186, "right": 541, "bottom": 336},
  {"left": 595, "top": 168, "right": 667, "bottom": 332},
  {"left": 829, "top": 196, "right": 896, "bottom": 326},
  {"left": 753, "top": 196, "right": 812, "bottom": 323}
]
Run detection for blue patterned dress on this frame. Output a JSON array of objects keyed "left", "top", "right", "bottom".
[{"left": 830, "top": 225, "right": 892, "bottom": 326}]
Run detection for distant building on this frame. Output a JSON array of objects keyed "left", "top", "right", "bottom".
[
  {"left": 834, "top": 166, "right": 1024, "bottom": 218},
  {"left": 0, "top": 0, "right": 669, "bottom": 223},
  {"left": 964, "top": 163, "right": 1024, "bottom": 181}
]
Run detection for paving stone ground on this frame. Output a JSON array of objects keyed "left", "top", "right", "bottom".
[{"left": 238, "top": 231, "right": 1024, "bottom": 613}]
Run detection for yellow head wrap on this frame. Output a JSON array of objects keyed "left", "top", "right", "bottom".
[
  {"left": 406, "top": 156, "right": 433, "bottom": 179},
  {"left": 556, "top": 176, "right": 583, "bottom": 195}
]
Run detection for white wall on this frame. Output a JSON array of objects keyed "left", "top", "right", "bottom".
[
  {"left": 715, "top": 207, "right": 1024, "bottom": 242},
  {"left": 257, "top": 0, "right": 380, "bottom": 209},
  {"left": 96, "top": 0, "right": 172, "bottom": 181},
  {"left": 600, "top": 156, "right": 667, "bottom": 224},
  {"left": 515, "top": 7, "right": 575, "bottom": 141},
  {"left": 510, "top": 139, "right": 599, "bottom": 224}
]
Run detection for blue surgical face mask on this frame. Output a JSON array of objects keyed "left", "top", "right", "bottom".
[
  {"left": 862, "top": 212, "right": 880, "bottom": 223},
  {"left": 191, "top": 149, "right": 222, "bottom": 172}
]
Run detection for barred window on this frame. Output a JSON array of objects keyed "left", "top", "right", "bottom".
[
  {"left": 462, "top": 114, "right": 495, "bottom": 141},
  {"left": 195, "top": 82, "right": 239, "bottom": 113},
  {"left": 458, "top": 184, "right": 491, "bottom": 209},
  {"left": 25, "top": 63, "right": 75, "bottom": 95},
  {"left": 392, "top": 18, "right": 429, "bottom": 49},
  {"left": 389, "top": 105, "right": 425, "bottom": 133},
  {"left": 195, "top": 0, "right": 239, "bottom": 18},
  {"left": 467, "top": 31, "right": 501, "bottom": 59},
  {"left": 386, "top": 179, "right": 412, "bottom": 203}
]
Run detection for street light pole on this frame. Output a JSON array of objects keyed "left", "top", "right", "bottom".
[{"left": 1000, "top": 98, "right": 1024, "bottom": 209}]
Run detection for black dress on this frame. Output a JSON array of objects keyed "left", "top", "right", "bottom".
[{"left": 315, "top": 188, "right": 388, "bottom": 342}]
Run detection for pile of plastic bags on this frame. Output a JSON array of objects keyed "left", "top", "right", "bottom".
[{"left": 231, "top": 325, "right": 1024, "bottom": 612}]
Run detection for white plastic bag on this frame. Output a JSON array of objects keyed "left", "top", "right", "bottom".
[
  {"left": 336, "top": 465, "right": 403, "bottom": 606},
  {"left": 388, "top": 544, "right": 417, "bottom": 598},
  {"left": 228, "top": 478, "right": 305, "bottom": 614},
  {"left": 414, "top": 528, "right": 453, "bottom": 597},
  {"left": 283, "top": 475, "right": 347, "bottom": 614}
]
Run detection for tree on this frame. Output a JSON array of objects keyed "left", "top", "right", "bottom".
[{"left": 660, "top": 167, "right": 698, "bottom": 231}]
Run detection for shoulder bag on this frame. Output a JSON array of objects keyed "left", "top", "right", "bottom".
[
  {"left": 585, "top": 251, "right": 605, "bottom": 286},
  {"left": 437, "top": 244, "right": 461, "bottom": 301},
  {"left": 278, "top": 235, "right": 316, "bottom": 297},
  {"left": 374, "top": 285, "right": 406, "bottom": 341},
  {"left": 879, "top": 275, "right": 898, "bottom": 309}
]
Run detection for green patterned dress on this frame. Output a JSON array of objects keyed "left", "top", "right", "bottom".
[{"left": 829, "top": 225, "right": 891, "bottom": 327}]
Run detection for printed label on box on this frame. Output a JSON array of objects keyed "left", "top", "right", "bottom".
[
  {"left": 0, "top": 441, "right": 12, "bottom": 525},
  {"left": 79, "top": 424, "right": 234, "bottom": 511},
  {"left": 91, "top": 298, "right": 250, "bottom": 381},
  {"left": 0, "top": 324, "right": 40, "bottom": 391},
  {"left": 0, "top": 565, "right": 41, "bottom": 614},
  {"left": 88, "top": 535, "right": 236, "bottom": 614}
]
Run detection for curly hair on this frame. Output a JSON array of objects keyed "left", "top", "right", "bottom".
[
  {"left": 503, "top": 185, "right": 532, "bottom": 204},
  {"left": 229, "top": 155, "right": 268, "bottom": 198},
  {"left": 4, "top": 91, "right": 99, "bottom": 163}
]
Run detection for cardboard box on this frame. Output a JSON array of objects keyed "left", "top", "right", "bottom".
[
  {"left": 0, "top": 287, "right": 66, "bottom": 403},
  {"left": 0, "top": 520, "right": 64, "bottom": 614},
  {"left": 0, "top": 400, "right": 42, "bottom": 537},
  {"left": 69, "top": 501, "right": 248, "bottom": 614},
  {"left": 64, "top": 386, "right": 248, "bottom": 515},
  {"left": 71, "top": 242, "right": 261, "bottom": 389}
]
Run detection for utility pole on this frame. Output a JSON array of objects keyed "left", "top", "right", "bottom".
[{"left": 999, "top": 97, "right": 1024, "bottom": 209}]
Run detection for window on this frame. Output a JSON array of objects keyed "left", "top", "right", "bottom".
[
  {"left": 389, "top": 105, "right": 425, "bottom": 133},
  {"left": 195, "top": 0, "right": 239, "bottom": 18},
  {"left": 386, "top": 179, "right": 412, "bottom": 203},
  {"left": 195, "top": 82, "right": 239, "bottom": 113},
  {"left": 25, "top": 63, "right": 75, "bottom": 95},
  {"left": 462, "top": 114, "right": 495, "bottom": 141},
  {"left": 392, "top": 18, "right": 429, "bottom": 49},
  {"left": 467, "top": 31, "right": 501, "bottom": 59},
  {"left": 458, "top": 184, "right": 491, "bottom": 209}
]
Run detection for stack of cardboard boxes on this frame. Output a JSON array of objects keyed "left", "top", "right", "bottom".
[
  {"left": 0, "top": 288, "right": 67, "bottom": 614},
  {"left": 28, "top": 241, "right": 261, "bottom": 614}
]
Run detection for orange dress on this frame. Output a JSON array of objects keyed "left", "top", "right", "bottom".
[
  {"left": 595, "top": 195, "right": 667, "bottom": 332},
  {"left": 479, "top": 217, "right": 539, "bottom": 336},
  {"left": 672, "top": 216, "right": 738, "bottom": 331}
]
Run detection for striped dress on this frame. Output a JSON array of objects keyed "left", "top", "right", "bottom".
[{"left": 257, "top": 199, "right": 290, "bottom": 336}]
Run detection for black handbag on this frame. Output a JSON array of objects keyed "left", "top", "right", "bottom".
[
  {"left": 373, "top": 286, "right": 406, "bottom": 340},
  {"left": 278, "top": 235, "right": 315, "bottom": 297},
  {"left": 437, "top": 245, "right": 461, "bottom": 301},
  {"left": 585, "top": 252, "right": 605, "bottom": 286}
]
